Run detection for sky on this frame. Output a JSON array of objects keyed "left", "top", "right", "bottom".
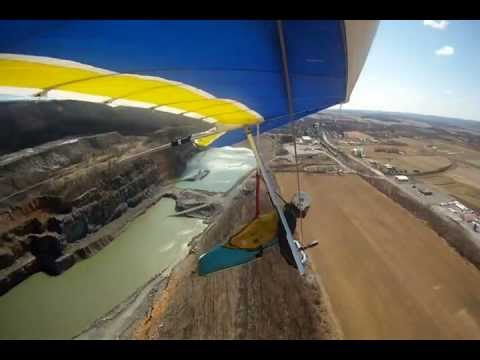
[{"left": 336, "top": 20, "right": 480, "bottom": 121}]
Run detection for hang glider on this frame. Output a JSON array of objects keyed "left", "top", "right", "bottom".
[
  {"left": 0, "top": 20, "right": 378, "bottom": 145},
  {"left": 0, "top": 20, "right": 379, "bottom": 274}
]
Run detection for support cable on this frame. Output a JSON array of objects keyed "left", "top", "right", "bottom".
[{"left": 277, "top": 20, "right": 304, "bottom": 244}]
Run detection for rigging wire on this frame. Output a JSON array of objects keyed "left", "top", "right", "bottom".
[
  {"left": 277, "top": 19, "right": 304, "bottom": 244},
  {"left": 291, "top": 117, "right": 304, "bottom": 244},
  {"left": 255, "top": 123, "right": 261, "bottom": 218}
]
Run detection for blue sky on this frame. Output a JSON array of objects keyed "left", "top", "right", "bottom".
[{"left": 338, "top": 20, "right": 480, "bottom": 121}]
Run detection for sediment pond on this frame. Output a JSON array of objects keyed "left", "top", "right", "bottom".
[{"left": 0, "top": 199, "right": 206, "bottom": 339}]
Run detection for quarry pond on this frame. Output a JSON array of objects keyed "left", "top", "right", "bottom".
[
  {"left": 0, "top": 147, "right": 256, "bottom": 340},
  {"left": 0, "top": 199, "right": 206, "bottom": 340}
]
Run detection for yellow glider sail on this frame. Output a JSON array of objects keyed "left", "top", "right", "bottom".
[
  {"left": 226, "top": 211, "right": 279, "bottom": 250},
  {"left": 0, "top": 54, "right": 263, "bottom": 146}
]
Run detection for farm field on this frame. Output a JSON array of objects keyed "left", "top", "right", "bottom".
[
  {"left": 276, "top": 172, "right": 480, "bottom": 339},
  {"left": 339, "top": 134, "right": 480, "bottom": 208},
  {"left": 388, "top": 155, "right": 451, "bottom": 173},
  {"left": 340, "top": 142, "right": 452, "bottom": 173},
  {"left": 344, "top": 131, "right": 374, "bottom": 141},
  {"left": 420, "top": 166, "right": 480, "bottom": 211}
]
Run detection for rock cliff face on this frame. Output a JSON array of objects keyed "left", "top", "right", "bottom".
[{"left": 0, "top": 126, "right": 201, "bottom": 295}]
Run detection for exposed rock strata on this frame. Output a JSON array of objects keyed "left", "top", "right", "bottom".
[{"left": 0, "top": 130, "right": 200, "bottom": 295}]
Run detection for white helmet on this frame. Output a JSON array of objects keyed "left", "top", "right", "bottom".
[{"left": 291, "top": 191, "right": 311, "bottom": 212}]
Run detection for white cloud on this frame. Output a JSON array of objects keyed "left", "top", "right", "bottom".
[
  {"left": 435, "top": 45, "right": 455, "bottom": 56},
  {"left": 443, "top": 90, "right": 453, "bottom": 95},
  {"left": 423, "top": 20, "right": 449, "bottom": 30}
]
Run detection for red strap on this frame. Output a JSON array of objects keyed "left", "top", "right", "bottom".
[{"left": 255, "top": 171, "right": 260, "bottom": 219}]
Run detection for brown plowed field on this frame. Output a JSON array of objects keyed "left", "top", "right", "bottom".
[{"left": 277, "top": 172, "right": 480, "bottom": 339}]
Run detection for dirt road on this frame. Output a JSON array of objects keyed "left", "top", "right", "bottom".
[{"left": 277, "top": 173, "right": 480, "bottom": 339}]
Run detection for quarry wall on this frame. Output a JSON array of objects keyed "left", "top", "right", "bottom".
[{"left": 0, "top": 132, "right": 198, "bottom": 295}]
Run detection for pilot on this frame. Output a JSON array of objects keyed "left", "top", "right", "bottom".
[{"left": 278, "top": 192, "right": 312, "bottom": 268}]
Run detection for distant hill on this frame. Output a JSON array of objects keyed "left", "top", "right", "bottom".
[{"left": 323, "top": 109, "right": 480, "bottom": 133}]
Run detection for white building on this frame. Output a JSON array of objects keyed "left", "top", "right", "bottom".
[
  {"left": 395, "top": 175, "right": 409, "bottom": 182},
  {"left": 301, "top": 136, "right": 313, "bottom": 144},
  {"left": 453, "top": 201, "right": 468, "bottom": 211},
  {"left": 352, "top": 147, "right": 365, "bottom": 158}
]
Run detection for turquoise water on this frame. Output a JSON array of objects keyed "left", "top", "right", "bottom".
[
  {"left": 0, "top": 199, "right": 205, "bottom": 339},
  {"left": 177, "top": 146, "right": 256, "bottom": 193}
]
